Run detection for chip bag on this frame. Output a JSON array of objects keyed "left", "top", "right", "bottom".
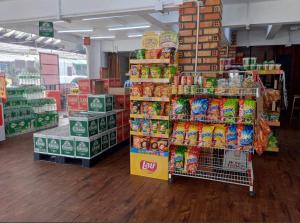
[
  {"left": 150, "top": 138, "right": 159, "bottom": 151},
  {"left": 190, "top": 98, "right": 209, "bottom": 120},
  {"left": 130, "top": 119, "right": 140, "bottom": 132},
  {"left": 131, "top": 84, "right": 143, "bottom": 97},
  {"left": 141, "top": 102, "right": 151, "bottom": 115},
  {"left": 204, "top": 78, "right": 217, "bottom": 94},
  {"left": 175, "top": 146, "right": 187, "bottom": 171},
  {"left": 172, "top": 98, "right": 189, "bottom": 118},
  {"left": 184, "top": 147, "right": 200, "bottom": 174},
  {"left": 172, "top": 122, "right": 186, "bottom": 145},
  {"left": 207, "top": 99, "right": 220, "bottom": 120},
  {"left": 169, "top": 146, "right": 176, "bottom": 173},
  {"left": 201, "top": 125, "right": 215, "bottom": 147},
  {"left": 133, "top": 136, "right": 143, "bottom": 149},
  {"left": 143, "top": 83, "right": 154, "bottom": 97},
  {"left": 159, "top": 120, "right": 169, "bottom": 135},
  {"left": 130, "top": 101, "right": 141, "bottom": 114},
  {"left": 213, "top": 125, "right": 226, "bottom": 148},
  {"left": 151, "top": 120, "right": 159, "bottom": 134},
  {"left": 221, "top": 98, "right": 238, "bottom": 124},
  {"left": 226, "top": 125, "right": 238, "bottom": 148},
  {"left": 157, "top": 139, "right": 168, "bottom": 152},
  {"left": 239, "top": 99, "right": 256, "bottom": 124},
  {"left": 141, "top": 120, "right": 151, "bottom": 134},
  {"left": 238, "top": 125, "right": 254, "bottom": 149},
  {"left": 149, "top": 102, "right": 163, "bottom": 116},
  {"left": 140, "top": 137, "right": 150, "bottom": 150},
  {"left": 185, "top": 123, "right": 198, "bottom": 146}
]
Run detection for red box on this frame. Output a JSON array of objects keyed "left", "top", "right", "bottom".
[
  {"left": 114, "top": 95, "right": 130, "bottom": 109},
  {"left": 67, "top": 94, "right": 79, "bottom": 111},
  {"left": 123, "top": 124, "right": 130, "bottom": 140},
  {"left": 116, "top": 110, "right": 123, "bottom": 127},
  {"left": 78, "top": 79, "right": 91, "bottom": 94},
  {"left": 78, "top": 79, "right": 104, "bottom": 94},
  {"left": 123, "top": 110, "right": 130, "bottom": 126},
  {"left": 46, "top": 90, "right": 61, "bottom": 111},
  {"left": 117, "top": 127, "right": 123, "bottom": 143},
  {"left": 78, "top": 94, "right": 88, "bottom": 111}
]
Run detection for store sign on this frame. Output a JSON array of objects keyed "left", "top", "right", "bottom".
[
  {"left": 39, "top": 21, "right": 54, "bottom": 37},
  {"left": 0, "top": 73, "right": 7, "bottom": 101}
]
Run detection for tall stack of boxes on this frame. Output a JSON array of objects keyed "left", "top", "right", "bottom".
[{"left": 178, "top": 0, "right": 222, "bottom": 72}]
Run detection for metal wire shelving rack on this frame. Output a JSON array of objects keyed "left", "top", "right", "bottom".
[{"left": 168, "top": 71, "right": 260, "bottom": 196}]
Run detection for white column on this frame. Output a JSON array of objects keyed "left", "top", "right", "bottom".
[{"left": 86, "top": 40, "right": 107, "bottom": 79}]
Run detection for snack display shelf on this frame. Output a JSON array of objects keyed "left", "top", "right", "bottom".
[
  {"left": 172, "top": 87, "right": 259, "bottom": 98},
  {"left": 131, "top": 147, "right": 168, "bottom": 156},
  {"left": 171, "top": 115, "right": 255, "bottom": 125},
  {"left": 130, "top": 59, "right": 171, "bottom": 64},
  {"left": 130, "top": 114, "right": 169, "bottom": 120},
  {"left": 170, "top": 148, "right": 253, "bottom": 189},
  {"left": 130, "top": 131, "right": 170, "bottom": 139},
  {"left": 130, "top": 77, "right": 171, "bottom": 84},
  {"left": 256, "top": 70, "right": 283, "bottom": 75},
  {"left": 130, "top": 96, "right": 170, "bottom": 102}
]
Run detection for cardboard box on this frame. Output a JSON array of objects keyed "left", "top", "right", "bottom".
[
  {"left": 107, "top": 112, "right": 116, "bottom": 130},
  {"left": 75, "top": 135, "right": 101, "bottom": 159},
  {"left": 98, "top": 115, "right": 107, "bottom": 133},
  {"left": 117, "top": 127, "right": 123, "bottom": 143},
  {"left": 108, "top": 88, "right": 130, "bottom": 95},
  {"left": 61, "top": 137, "right": 75, "bottom": 157},
  {"left": 109, "top": 129, "right": 117, "bottom": 147},
  {"left": 88, "top": 95, "right": 114, "bottom": 112},
  {"left": 78, "top": 94, "right": 88, "bottom": 111},
  {"left": 130, "top": 148, "right": 169, "bottom": 180},
  {"left": 47, "top": 136, "right": 61, "bottom": 155},
  {"left": 68, "top": 94, "right": 79, "bottom": 111},
  {"left": 46, "top": 90, "right": 61, "bottom": 111},
  {"left": 78, "top": 79, "right": 105, "bottom": 95},
  {"left": 69, "top": 115, "right": 99, "bottom": 137},
  {"left": 33, "top": 133, "right": 47, "bottom": 153},
  {"left": 101, "top": 133, "right": 110, "bottom": 151}
]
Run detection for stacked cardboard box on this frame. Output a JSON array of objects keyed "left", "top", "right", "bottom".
[{"left": 178, "top": 0, "right": 222, "bottom": 72}]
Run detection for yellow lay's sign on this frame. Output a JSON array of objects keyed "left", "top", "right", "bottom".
[{"left": 130, "top": 148, "right": 169, "bottom": 181}]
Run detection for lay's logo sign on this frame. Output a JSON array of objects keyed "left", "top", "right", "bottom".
[{"left": 140, "top": 160, "right": 157, "bottom": 173}]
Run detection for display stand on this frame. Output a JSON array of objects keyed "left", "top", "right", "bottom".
[{"left": 168, "top": 71, "right": 260, "bottom": 196}]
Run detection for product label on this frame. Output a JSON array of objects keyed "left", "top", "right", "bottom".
[
  {"left": 88, "top": 97, "right": 105, "bottom": 112},
  {"left": 34, "top": 137, "right": 47, "bottom": 153},
  {"left": 70, "top": 120, "right": 88, "bottom": 137},
  {"left": 140, "top": 160, "right": 157, "bottom": 173},
  {"left": 101, "top": 134, "right": 109, "bottom": 151},
  {"left": 61, "top": 140, "right": 75, "bottom": 156},
  {"left": 98, "top": 117, "right": 107, "bottom": 133},
  {"left": 48, "top": 138, "right": 60, "bottom": 154},
  {"left": 76, "top": 141, "right": 90, "bottom": 158}
]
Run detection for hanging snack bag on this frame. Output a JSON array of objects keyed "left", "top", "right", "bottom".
[
  {"left": 159, "top": 120, "right": 169, "bottom": 135},
  {"left": 239, "top": 99, "right": 256, "bottom": 124},
  {"left": 238, "top": 125, "right": 254, "bottom": 149},
  {"left": 150, "top": 138, "right": 159, "bottom": 151},
  {"left": 150, "top": 66, "right": 162, "bottom": 78},
  {"left": 207, "top": 99, "right": 220, "bottom": 120},
  {"left": 190, "top": 98, "right": 209, "bottom": 120},
  {"left": 172, "top": 122, "right": 186, "bottom": 145},
  {"left": 201, "top": 125, "right": 215, "bottom": 147},
  {"left": 131, "top": 84, "right": 143, "bottom": 97},
  {"left": 143, "top": 83, "right": 154, "bottom": 97},
  {"left": 213, "top": 125, "right": 226, "bottom": 148},
  {"left": 204, "top": 78, "right": 217, "bottom": 94},
  {"left": 175, "top": 146, "right": 187, "bottom": 171},
  {"left": 133, "top": 136, "right": 143, "bottom": 149},
  {"left": 172, "top": 98, "right": 189, "bottom": 118},
  {"left": 157, "top": 139, "right": 168, "bottom": 152},
  {"left": 130, "top": 101, "right": 141, "bottom": 114},
  {"left": 221, "top": 98, "right": 238, "bottom": 123},
  {"left": 141, "top": 66, "right": 150, "bottom": 78},
  {"left": 141, "top": 120, "right": 151, "bottom": 134},
  {"left": 130, "top": 119, "right": 140, "bottom": 132},
  {"left": 185, "top": 123, "right": 199, "bottom": 146},
  {"left": 184, "top": 147, "right": 200, "bottom": 174},
  {"left": 226, "top": 125, "right": 238, "bottom": 148},
  {"left": 151, "top": 120, "right": 159, "bottom": 134}
]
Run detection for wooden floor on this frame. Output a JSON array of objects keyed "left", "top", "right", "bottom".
[{"left": 0, "top": 126, "right": 299, "bottom": 222}]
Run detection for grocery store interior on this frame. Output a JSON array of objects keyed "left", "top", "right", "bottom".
[{"left": 0, "top": 0, "right": 299, "bottom": 222}]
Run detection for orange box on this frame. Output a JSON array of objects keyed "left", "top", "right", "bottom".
[
  {"left": 78, "top": 79, "right": 104, "bottom": 94},
  {"left": 67, "top": 94, "right": 79, "bottom": 111},
  {"left": 78, "top": 94, "right": 88, "bottom": 111},
  {"left": 46, "top": 90, "right": 61, "bottom": 111}
]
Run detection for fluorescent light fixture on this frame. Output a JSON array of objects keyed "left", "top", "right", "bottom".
[
  {"left": 82, "top": 15, "right": 127, "bottom": 21},
  {"left": 36, "top": 37, "right": 45, "bottom": 42},
  {"left": 53, "top": 39, "right": 62, "bottom": 45},
  {"left": 58, "top": 29, "right": 93, "bottom": 33},
  {"left": 108, "top": 25, "right": 150, "bottom": 31},
  {"left": 44, "top": 38, "right": 53, "bottom": 44},
  {"left": 4, "top": 30, "right": 16, "bottom": 37},
  {"left": 53, "top": 20, "right": 65, "bottom": 23},
  {"left": 90, "top": 36, "right": 115, "bottom": 39},
  {"left": 128, "top": 34, "right": 142, "bottom": 38},
  {"left": 15, "top": 32, "right": 27, "bottom": 39}
]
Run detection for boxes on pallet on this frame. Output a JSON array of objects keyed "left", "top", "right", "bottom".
[
  {"left": 6, "top": 117, "right": 35, "bottom": 135},
  {"left": 75, "top": 135, "right": 101, "bottom": 159},
  {"left": 88, "top": 94, "right": 114, "bottom": 112},
  {"left": 61, "top": 136, "right": 75, "bottom": 157},
  {"left": 69, "top": 114, "right": 99, "bottom": 137}
]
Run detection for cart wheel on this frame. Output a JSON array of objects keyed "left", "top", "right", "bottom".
[{"left": 249, "top": 191, "right": 256, "bottom": 197}]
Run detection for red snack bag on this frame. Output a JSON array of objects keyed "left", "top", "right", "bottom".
[
  {"left": 131, "top": 84, "right": 143, "bottom": 96},
  {"left": 184, "top": 147, "right": 200, "bottom": 174},
  {"left": 197, "top": 123, "right": 203, "bottom": 147}
]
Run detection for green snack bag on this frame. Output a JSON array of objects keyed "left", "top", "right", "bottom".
[
  {"left": 151, "top": 120, "right": 159, "bottom": 134},
  {"left": 174, "top": 146, "right": 187, "bottom": 171},
  {"left": 222, "top": 98, "right": 238, "bottom": 124},
  {"left": 159, "top": 120, "right": 169, "bottom": 134},
  {"left": 150, "top": 66, "right": 162, "bottom": 78},
  {"left": 239, "top": 99, "right": 256, "bottom": 124},
  {"left": 204, "top": 78, "right": 217, "bottom": 94},
  {"left": 141, "top": 67, "right": 150, "bottom": 78},
  {"left": 151, "top": 102, "right": 162, "bottom": 115},
  {"left": 164, "top": 66, "right": 177, "bottom": 78}
]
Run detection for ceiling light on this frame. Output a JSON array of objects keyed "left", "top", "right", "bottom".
[
  {"left": 15, "top": 32, "right": 27, "bottom": 39},
  {"left": 4, "top": 30, "right": 16, "bottom": 37},
  {"left": 53, "top": 20, "right": 65, "bottom": 23},
  {"left": 108, "top": 25, "right": 151, "bottom": 31},
  {"left": 44, "top": 38, "right": 54, "bottom": 44},
  {"left": 90, "top": 36, "right": 116, "bottom": 39},
  {"left": 57, "top": 29, "right": 93, "bottom": 33},
  {"left": 82, "top": 15, "right": 127, "bottom": 21},
  {"left": 53, "top": 39, "right": 62, "bottom": 45},
  {"left": 128, "top": 34, "right": 143, "bottom": 38},
  {"left": 36, "top": 37, "right": 46, "bottom": 42}
]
